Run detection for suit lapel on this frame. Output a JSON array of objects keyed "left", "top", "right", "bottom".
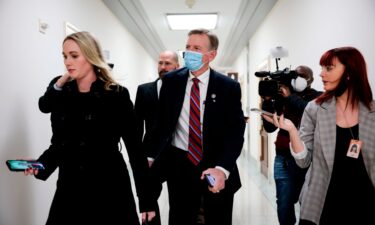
[
  {"left": 318, "top": 99, "right": 337, "bottom": 174},
  {"left": 176, "top": 70, "right": 189, "bottom": 103},
  {"left": 170, "top": 70, "right": 189, "bottom": 123},
  {"left": 359, "top": 101, "right": 375, "bottom": 175},
  {"left": 148, "top": 80, "right": 158, "bottom": 102},
  {"left": 203, "top": 70, "right": 217, "bottom": 129}
]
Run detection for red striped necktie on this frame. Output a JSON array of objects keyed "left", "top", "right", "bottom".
[{"left": 188, "top": 78, "right": 203, "bottom": 165}]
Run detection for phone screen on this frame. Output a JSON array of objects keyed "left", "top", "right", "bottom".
[
  {"left": 250, "top": 108, "right": 279, "bottom": 118},
  {"left": 6, "top": 160, "right": 44, "bottom": 172},
  {"left": 205, "top": 174, "right": 216, "bottom": 187}
]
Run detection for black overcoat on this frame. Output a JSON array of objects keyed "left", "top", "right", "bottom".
[{"left": 35, "top": 76, "right": 153, "bottom": 225}]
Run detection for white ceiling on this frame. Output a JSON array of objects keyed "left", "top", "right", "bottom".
[{"left": 103, "top": 0, "right": 277, "bottom": 71}]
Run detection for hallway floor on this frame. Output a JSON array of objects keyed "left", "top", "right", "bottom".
[{"left": 156, "top": 156, "right": 280, "bottom": 225}]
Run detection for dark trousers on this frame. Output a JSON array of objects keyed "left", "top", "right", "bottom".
[
  {"left": 156, "top": 146, "right": 234, "bottom": 225},
  {"left": 274, "top": 154, "right": 308, "bottom": 225},
  {"left": 299, "top": 220, "right": 316, "bottom": 225},
  {"left": 148, "top": 174, "right": 162, "bottom": 225},
  {"left": 145, "top": 197, "right": 161, "bottom": 225}
]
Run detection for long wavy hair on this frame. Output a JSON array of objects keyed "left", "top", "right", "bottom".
[
  {"left": 316, "top": 46, "right": 373, "bottom": 110},
  {"left": 63, "top": 31, "right": 118, "bottom": 90}
]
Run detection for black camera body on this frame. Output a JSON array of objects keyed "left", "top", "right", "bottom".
[
  {"left": 255, "top": 68, "right": 298, "bottom": 97},
  {"left": 255, "top": 67, "right": 299, "bottom": 114}
]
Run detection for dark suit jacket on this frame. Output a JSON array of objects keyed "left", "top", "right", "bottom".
[
  {"left": 154, "top": 67, "right": 245, "bottom": 193},
  {"left": 134, "top": 79, "right": 160, "bottom": 158}
]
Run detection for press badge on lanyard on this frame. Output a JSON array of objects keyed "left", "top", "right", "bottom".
[{"left": 346, "top": 139, "right": 362, "bottom": 159}]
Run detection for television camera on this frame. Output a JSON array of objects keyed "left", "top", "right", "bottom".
[
  {"left": 255, "top": 68, "right": 298, "bottom": 97},
  {"left": 255, "top": 46, "right": 300, "bottom": 113}
]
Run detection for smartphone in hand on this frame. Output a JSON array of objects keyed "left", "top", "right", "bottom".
[
  {"left": 205, "top": 174, "right": 216, "bottom": 187},
  {"left": 250, "top": 108, "right": 280, "bottom": 118},
  {"left": 6, "top": 160, "right": 44, "bottom": 172}
]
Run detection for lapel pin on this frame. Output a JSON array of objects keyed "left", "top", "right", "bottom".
[{"left": 211, "top": 93, "right": 216, "bottom": 102}]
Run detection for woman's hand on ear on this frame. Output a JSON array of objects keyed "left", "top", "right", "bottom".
[{"left": 56, "top": 73, "right": 71, "bottom": 88}]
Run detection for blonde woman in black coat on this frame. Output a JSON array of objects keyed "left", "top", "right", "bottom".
[{"left": 25, "top": 31, "right": 155, "bottom": 225}]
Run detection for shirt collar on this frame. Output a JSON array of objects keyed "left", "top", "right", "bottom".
[{"left": 189, "top": 69, "right": 210, "bottom": 85}]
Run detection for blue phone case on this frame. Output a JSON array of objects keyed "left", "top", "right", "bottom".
[{"left": 6, "top": 160, "right": 44, "bottom": 172}]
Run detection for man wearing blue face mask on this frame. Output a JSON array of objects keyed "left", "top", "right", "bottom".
[
  {"left": 183, "top": 51, "right": 205, "bottom": 71},
  {"left": 150, "top": 29, "right": 245, "bottom": 225}
]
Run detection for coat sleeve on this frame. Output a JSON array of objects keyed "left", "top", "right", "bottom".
[
  {"left": 219, "top": 81, "right": 246, "bottom": 171},
  {"left": 34, "top": 77, "right": 62, "bottom": 180},
  {"left": 34, "top": 145, "right": 59, "bottom": 181},
  {"left": 38, "top": 76, "right": 63, "bottom": 113},
  {"left": 134, "top": 85, "right": 146, "bottom": 150},
  {"left": 294, "top": 101, "right": 318, "bottom": 168},
  {"left": 118, "top": 87, "right": 156, "bottom": 212},
  {"left": 286, "top": 89, "right": 322, "bottom": 113}
]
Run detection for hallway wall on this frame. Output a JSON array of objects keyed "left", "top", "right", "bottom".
[
  {"left": 1, "top": 0, "right": 375, "bottom": 224},
  {"left": 0, "top": 1, "right": 157, "bottom": 225},
  {"left": 234, "top": 0, "right": 375, "bottom": 183}
]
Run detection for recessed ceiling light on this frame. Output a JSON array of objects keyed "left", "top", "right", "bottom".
[{"left": 166, "top": 13, "right": 218, "bottom": 30}]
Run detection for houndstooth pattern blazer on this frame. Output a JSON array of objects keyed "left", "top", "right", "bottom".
[{"left": 294, "top": 98, "right": 375, "bottom": 224}]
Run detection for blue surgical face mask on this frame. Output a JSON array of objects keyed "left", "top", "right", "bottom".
[{"left": 183, "top": 51, "right": 204, "bottom": 72}]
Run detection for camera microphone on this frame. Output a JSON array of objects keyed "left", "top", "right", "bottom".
[{"left": 255, "top": 71, "right": 271, "bottom": 77}]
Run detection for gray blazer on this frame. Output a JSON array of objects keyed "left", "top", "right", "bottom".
[{"left": 294, "top": 98, "right": 375, "bottom": 223}]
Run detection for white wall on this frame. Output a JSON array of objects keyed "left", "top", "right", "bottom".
[
  {"left": 0, "top": 1, "right": 157, "bottom": 225},
  {"left": 233, "top": 0, "right": 375, "bottom": 180}
]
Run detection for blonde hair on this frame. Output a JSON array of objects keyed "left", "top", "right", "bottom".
[{"left": 63, "top": 31, "right": 118, "bottom": 90}]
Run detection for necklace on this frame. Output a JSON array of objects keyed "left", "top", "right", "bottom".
[
  {"left": 343, "top": 113, "right": 356, "bottom": 141},
  {"left": 336, "top": 102, "right": 358, "bottom": 139},
  {"left": 336, "top": 103, "right": 362, "bottom": 158}
]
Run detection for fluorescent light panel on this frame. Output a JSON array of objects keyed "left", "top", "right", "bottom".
[{"left": 167, "top": 13, "right": 218, "bottom": 30}]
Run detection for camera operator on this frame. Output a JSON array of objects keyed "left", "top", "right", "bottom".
[{"left": 261, "top": 65, "right": 322, "bottom": 225}]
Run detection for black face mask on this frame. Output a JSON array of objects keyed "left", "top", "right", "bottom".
[{"left": 335, "top": 76, "right": 348, "bottom": 97}]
